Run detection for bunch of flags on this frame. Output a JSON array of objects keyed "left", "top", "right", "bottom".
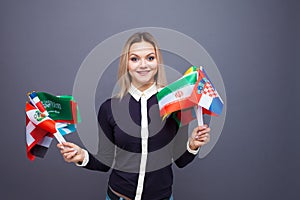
[
  {"left": 25, "top": 91, "right": 80, "bottom": 160},
  {"left": 157, "top": 66, "right": 223, "bottom": 126}
]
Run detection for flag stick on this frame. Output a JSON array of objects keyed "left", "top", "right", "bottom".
[
  {"left": 53, "top": 132, "right": 66, "bottom": 143},
  {"left": 195, "top": 105, "right": 204, "bottom": 126}
]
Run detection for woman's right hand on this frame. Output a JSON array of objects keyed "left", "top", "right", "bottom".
[{"left": 57, "top": 142, "right": 85, "bottom": 164}]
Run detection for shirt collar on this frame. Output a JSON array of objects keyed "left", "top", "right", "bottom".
[{"left": 128, "top": 83, "right": 158, "bottom": 101}]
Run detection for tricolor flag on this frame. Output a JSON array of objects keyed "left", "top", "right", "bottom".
[
  {"left": 157, "top": 66, "right": 223, "bottom": 126},
  {"left": 25, "top": 91, "right": 80, "bottom": 160}
]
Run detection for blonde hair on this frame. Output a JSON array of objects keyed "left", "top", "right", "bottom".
[{"left": 117, "top": 32, "right": 167, "bottom": 98}]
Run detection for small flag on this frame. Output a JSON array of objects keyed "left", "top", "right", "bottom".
[
  {"left": 25, "top": 91, "right": 80, "bottom": 160},
  {"left": 189, "top": 66, "right": 223, "bottom": 117},
  {"left": 157, "top": 68, "right": 198, "bottom": 118}
]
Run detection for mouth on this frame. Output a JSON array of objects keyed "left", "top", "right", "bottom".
[{"left": 136, "top": 70, "right": 151, "bottom": 76}]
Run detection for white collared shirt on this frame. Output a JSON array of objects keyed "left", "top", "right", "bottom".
[{"left": 128, "top": 83, "right": 157, "bottom": 200}]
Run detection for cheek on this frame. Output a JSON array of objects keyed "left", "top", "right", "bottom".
[
  {"left": 127, "top": 63, "right": 136, "bottom": 78},
  {"left": 128, "top": 61, "right": 138, "bottom": 71},
  {"left": 149, "top": 60, "right": 158, "bottom": 70},
  {"left": 152, "top": 62, "right": 158, "bottom": 74}
]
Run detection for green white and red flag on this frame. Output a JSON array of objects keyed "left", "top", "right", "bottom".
[{"left": 157, "top": 66, "right": 223, "bottom": 126}]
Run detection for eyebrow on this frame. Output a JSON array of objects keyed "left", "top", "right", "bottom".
[{"left": 129, "top": 52, "right": 155, "bottom": 57}]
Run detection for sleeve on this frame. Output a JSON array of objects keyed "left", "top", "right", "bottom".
[
  {"left": 172, "top": 124, "right": 199, "bottom": 168},
  {"left": 75, "top": 149, "right": 89, "bottom": 167},
  {"left": 186, "top": 141, "right": 200, "bottom": 155},
  {"left": 82, "top": 100, "right": 116, "bottom": 172}
]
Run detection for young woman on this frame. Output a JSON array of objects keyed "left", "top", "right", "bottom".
[{"left": 57, "top": 32, "right": 211, "bottom": 200}]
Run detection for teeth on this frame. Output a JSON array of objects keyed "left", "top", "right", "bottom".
[{"left": 137, "top": 71, "right": 149, "bottom": 75}]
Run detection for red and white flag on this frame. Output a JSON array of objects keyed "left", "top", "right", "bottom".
[{"left": 25, "top": 102, "right": 56, "bottom": 160}]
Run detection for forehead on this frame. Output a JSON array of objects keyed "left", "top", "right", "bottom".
[{"left": 129, "top": 41, "right": 155, "bottom": 55}]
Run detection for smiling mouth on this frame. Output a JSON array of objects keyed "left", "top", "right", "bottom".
[{"left": 136, "top": 70, "right": 150, "bottom": 75}]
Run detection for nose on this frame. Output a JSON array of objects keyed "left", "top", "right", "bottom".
[{"left": 140, "top": 59, "right": 147, "bottom": 68}]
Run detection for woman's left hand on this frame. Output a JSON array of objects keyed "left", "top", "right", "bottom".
[{"left": 189, "top": 125, "right": 211, "bottom": 150}]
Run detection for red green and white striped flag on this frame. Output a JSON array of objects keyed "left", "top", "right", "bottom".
[{"left": 157, "top": 66, "right": 223, "bottom": 126}]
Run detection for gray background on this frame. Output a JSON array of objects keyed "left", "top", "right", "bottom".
[{"left": 0, "top": 0, "right": 299, "bottom": 199}]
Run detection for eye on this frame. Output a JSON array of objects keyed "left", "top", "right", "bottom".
[
  {"left": 147, "top": 56, "right": 155, "bottom": 61},
  {"left": 130, "top": 57, "right": 138, "bottom": 62}
]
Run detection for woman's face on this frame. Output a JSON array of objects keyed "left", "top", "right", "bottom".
[{"left": 128, "top": 41, "right": 158, "bottom": 90}]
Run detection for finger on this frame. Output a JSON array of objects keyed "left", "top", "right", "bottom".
[
  {"left": 200, "top": 127, "right": 210, "bottom": 133},
  {"left": 60, "top": 144, "right": 78, "bottom": 153},
  {"left": 61, "top": 142, "right": 77, "bottom": 148},
  {"left": 193, "top": 126, "right": 204, "bottom": 136},
  {"left": 194, "top": 127, "right": 208, "bottom": 135},
  {"left": 65, "top": 153, "right": 75, "bottom": 160},
  {"left": 195, "top": 134, "right": 209, "bottom": 141},
  {"left": 198, "top": 135, "right": 210, "bottom": 141},
  {"left": 61, "top": 148, "right": 77, "bottom": 155},
  {"left": 195, "top": 136, "right": 207, "bottom": 142},
  {"left": 192, "top": 126, "right": 209, "bottom": 140},
  {"left": 197, "top": 128, "right": 211, "bottom": 136},
  {"left": 201, "top": 136, "right": 210, "bottom": 143},
  {"left": 197, "top": 124, "right": 208, "bottom": 131},
  {"left": 194, "top": 134, "right": 208, "bottom": 140},
  {"left": 59, "top": 142, "right": 77, "bottom": 152},
  {"left": 65, "top": 150, "right": 78, "bottom": 160},
  {"left": 57, "top": 143, "right": 64, "bottom": 150},
  {"left": 193, "top": 126, "right": 200, "bottom": 133},
  {"left": 197, "top": 133, "right": 210, "bottom": 138},
  {"left": 193, "top": 141, "right": 205, "bottom": 147}
]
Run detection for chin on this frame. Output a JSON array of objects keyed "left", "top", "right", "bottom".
[
  {"left": 134, "top": 79, "right": 154, "bottom": 88},
  {"left": 136, "top": 77, "right": 153, "bottom": 84}
]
